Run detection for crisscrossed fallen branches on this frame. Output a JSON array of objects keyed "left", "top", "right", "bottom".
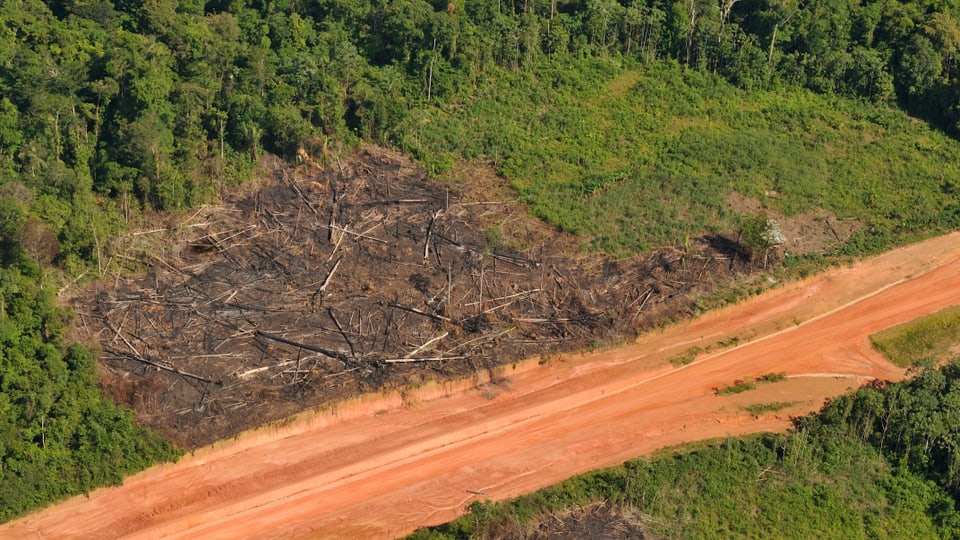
[{"left": 77, "top": 148, "right": 758, "bottom": 448}]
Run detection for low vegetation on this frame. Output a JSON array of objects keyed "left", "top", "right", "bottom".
[
  {"left": 715, "top": 380, "right": 757, "bottom": 395},
  {"left": 756, "top": 372, "right": 788, "bottom": 383},
  {"left": 668, "top": 345, "right": 703, "bottom": 367},
  {"left": 409, "top": 59, "right": 960, "bottom": 255},
  {"left": 743, "top": 401, "right": 799, "bottom": 415},
  {"left": 871, "top": 305, "right": 960, "bottom": 367},
  {"left": 408, "top": 362, "right": 960, "bottom": 539},
  {"left": 670, "top": 333, "right": 764, "bottom": 367},
  {"left": 715, "top": 372, "right": 787, "bottom": 395}
]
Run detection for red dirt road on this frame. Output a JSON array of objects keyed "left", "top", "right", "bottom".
[{"left": 6, "top": 233, "right": 960, "bottom": 539}]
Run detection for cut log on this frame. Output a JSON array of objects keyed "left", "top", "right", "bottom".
[
  {"left": 387, "top": 302, "right": 450, "bottom": 322},
  {"left": 114, "top": 350, "right": 214, "bottom": 384},
  {"left": 405, "top": 332, "right": 448, "bottom": 359},
  {"left": 423, "top": 209, "right": 442, "bottom": 262},
  {"left": 255, "top": 330, "right": 350, "bottom": 362},
  {"left": 319, "top": 257, "right": 343, "bottom": 293}
]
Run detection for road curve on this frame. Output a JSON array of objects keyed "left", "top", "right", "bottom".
[{"left": 5, "top": 232, "right": 960, "bottom": 539}]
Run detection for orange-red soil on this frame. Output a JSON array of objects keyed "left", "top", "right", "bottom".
[{"left": 6, "top": 232, "right": 960, "bottom": 539}]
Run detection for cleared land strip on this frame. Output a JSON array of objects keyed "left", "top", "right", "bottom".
[{"left": 5, "top": 232, "right": 960, "bottom": 539}]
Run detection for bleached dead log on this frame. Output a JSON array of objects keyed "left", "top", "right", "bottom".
[
  {"left": 319, "top": 257, "right": 343, "bottom": 293},
  {"left": 405, "top": 332, "right": 448, "bottom": 358},
  {"left": 464, "top": 288, "right": 542, "bottom": 307},
  {"left": 387, "top": 302, "right": 450, "bottom": 322},
  {"left": 444, "top": 327, "right": 514, "bottom": 354},
  {"left": 383, "top": 355, "right": 466, "bottom": 363},
  {"left": 324, "top": 223, "right": 388, "bottom": 244}
]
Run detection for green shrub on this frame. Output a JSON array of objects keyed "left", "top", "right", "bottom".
[{"left": 669, "top": 346, "right": 704, "bottom": 367}]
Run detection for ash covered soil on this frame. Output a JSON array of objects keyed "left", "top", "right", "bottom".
[{"left": 73, "top": 146, "right": 772, "bottom": 449}]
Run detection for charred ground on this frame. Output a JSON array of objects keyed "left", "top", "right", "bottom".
[{"left": 74, "top": 147, "right": 771, "bottom": 449}]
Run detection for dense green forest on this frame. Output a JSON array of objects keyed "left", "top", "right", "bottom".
[
  {"left": 0, "top": 235, "right": 179, "bottom": 521},
  {"left": 408, "top": 362, "right": 960, "bottom": 539},
  {"left": 4, "top": 0, "right": 960, "bottom": 256},
  {"left": 3, "top": 0, "right": 960, "bottom": 524}
]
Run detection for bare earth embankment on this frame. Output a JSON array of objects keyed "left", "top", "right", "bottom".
[{"left": 5, "top": 232, "right": 960, "bottom": 539}]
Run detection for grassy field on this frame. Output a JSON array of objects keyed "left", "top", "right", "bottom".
[
  {"left": 871, "top": 305, "right": 960, "bottom": 367},
  {"left": 404, "top": 58, "right": 960, "bottom": 255}
]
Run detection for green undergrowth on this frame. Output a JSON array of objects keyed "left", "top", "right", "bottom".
[
  {"left": 743, "top": 401, "right": 800, "bottom": 415},
  {"left": 715, "top": 380, "right": 757, "bottom": 395},
  {"left": 756, "top": 372, "right": 789, "bottom": 384},
  {"left": 408, "top": 58, "right": 960, "bottom": 256},
  {"left": 0, "top": 252, "right": 182, "bottom": 522},
  {"left": 669, "top": 332, "right": 760, "bottom": 367},
  {"left": 669, "top": 345, "right": 703, "bottom": 366},
  {"left": 716, "top": 372, "right": 787, "bottom": 395},
  {"left": 871, "top": 305, "right": 960, "bottom": 367},
  {"left": 408, "top": 362, "right": 960, "bottom": 539}
]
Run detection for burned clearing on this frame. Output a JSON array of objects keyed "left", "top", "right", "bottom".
[{"left": 73, "top": 147, "right": 762, "bottom": 448}]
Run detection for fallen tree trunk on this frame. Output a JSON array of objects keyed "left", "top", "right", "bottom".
[{"left": 256, "top": 330, "right": 351, "bottom": 362}]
